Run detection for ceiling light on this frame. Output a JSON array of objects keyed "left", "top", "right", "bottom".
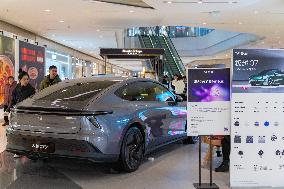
[
  {"left": 59, "top": 20, "right": 65, "bottom": 23},
  {"left": 202, "top": 22, "right": 207, "bottom": 25},
  {"left": 96, "top": 29, "right": 100, "bottom": 32},
  {"left": 44, "top": 9, "right": 51, "bottom": 12},
  {"left": 254, "top": 10, "right": 258, "bottom": 14},
  {"left": 238, "top": 22, "right": 242, "bottom": 25},
  {"left": 129, "top": 10, "right": 134, "bottom": 13},
  {"left": 79, "top": 46, "right": 82, "bottom": 49},
  {"left": 261, "top": 41, "right": 265, "bottom": 44},
  {"left": 63, "top": 39, "right": 66, "bottom": 42},
  {"left": 167, "top": 1, "right": 172, "bottom": 4},
  {"left": 197, "top": 0, "right": 203, "bottom": 4}
]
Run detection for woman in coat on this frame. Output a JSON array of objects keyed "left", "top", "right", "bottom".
[
  {"left": 2, "top": 76, "right": 17, "bottom": 126},
  {"left": 9, "top": 71, "right": 35, "bottom": 111}
]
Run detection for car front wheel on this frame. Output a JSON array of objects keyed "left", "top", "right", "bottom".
[{"left": 119, "top": 127, "right": 144, "bottom": 172}]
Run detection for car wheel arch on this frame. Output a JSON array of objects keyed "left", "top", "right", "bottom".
[{"left": 120, "top": 121, "right": 146, "bottom": 154}]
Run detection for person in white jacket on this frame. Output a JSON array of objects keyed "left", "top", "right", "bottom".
[{"left": 171, "top": 75, "right": 185, "bottom": 99}]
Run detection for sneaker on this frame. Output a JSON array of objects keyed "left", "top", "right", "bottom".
[
  {"left": 215, "top": 161, "right": 229, "bottom": 172},
  {"left": 2, "top": 122, "right": 9, "bottom": 126},
  {"left": 216, "top": 150, "right": 222, "bottom": 157},
  {"left": 14, "top": 154, "right": 21, "bottom": 158}
]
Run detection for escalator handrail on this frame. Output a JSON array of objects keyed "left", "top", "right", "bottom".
[{"left": 161, "top": 35, "right": 185, "bottom": 76}]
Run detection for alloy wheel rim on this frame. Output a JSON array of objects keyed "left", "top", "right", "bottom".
[{"left": 125, "top": 132, "right": 143, "bottom": 169}]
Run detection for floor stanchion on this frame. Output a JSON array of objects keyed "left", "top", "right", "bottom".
[{"left": 193, "top": 135, "right": 219, "bottom": 189}]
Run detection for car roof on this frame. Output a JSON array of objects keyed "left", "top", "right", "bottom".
[{"left": 60, "top": 76, "right": 156, "bottom": 85}]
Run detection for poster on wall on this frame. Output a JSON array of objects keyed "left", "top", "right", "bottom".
[
  {"left": 231, "top": 49, "right": 284, "bottom": 187},
  {"left": 19, "top": 41, "right": 45, "bottom": 90},
  {"left": 187, "top": 68, "right": 230, "bottom": 136},
  {"left": 0, "top": 36, "right": 15, "bottom": 107}
]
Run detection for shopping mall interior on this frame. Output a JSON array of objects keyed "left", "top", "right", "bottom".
[{"left": 0, "top": 0, "right": 284, "bottom": 189}]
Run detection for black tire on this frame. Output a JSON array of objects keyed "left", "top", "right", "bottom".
[
  {"left": 119, "top": 127, "right": 144, "bottom": 172},
  {"left": 182, "top": 136, "right": 199, "bottom": 144}
]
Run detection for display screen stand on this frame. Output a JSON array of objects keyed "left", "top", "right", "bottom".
[{"left": 193, "top": 136, "right": 219, "bottom": 189}]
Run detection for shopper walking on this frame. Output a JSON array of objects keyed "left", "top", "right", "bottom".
[
  {"left": 2, "top": 76, "right": 17, "bottom": 126},
  {"left": 40, "top": 65, "right": 61, "bottom": 90},
  {"left": 215, "top": 135, "right": 231, "bottom": 172},
  {"left": 10, "top": 71, "right": 35, "bottom": 109},
  {"left": 171, "top": 74, "right": 185, "bottom": 100}
]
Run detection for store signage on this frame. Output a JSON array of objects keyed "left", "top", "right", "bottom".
[
  {"left": 19, "top": 41, "right": 45, "bottom": 90},
  {"left": 0, "top": 35, "right": 15, "bottom": 106},
  {"left": 122, "top": 49, "right": 143, "bottom": 55},
  {"left": 230, "top": 49, "right": 284, "bottom": 187},
  {"left": 187, "top": 68, "right": 230, "bottom": 136},
  {"left": 100, "top": 48, "right": 164, "bottom": 59}
]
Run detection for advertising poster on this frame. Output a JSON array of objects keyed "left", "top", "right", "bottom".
[
  {"left": 187, "top": 68, "right": 230, "bottom": 136},
  {"left": 0, "top": 36, "right": 15, "bottom": 107},
  {"left": 231, "top": 49, "right": 284, "bottom": 187},
  {"left": 19, "top": 41, "right": 45, "bottom": 90}
]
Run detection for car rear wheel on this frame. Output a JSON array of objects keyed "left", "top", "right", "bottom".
[{"left": 119, "top": 127, "right": 144, "bottom": 172}]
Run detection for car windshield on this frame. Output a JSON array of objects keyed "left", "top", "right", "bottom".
[
  {"left": 258, "top": 70, "right": 277, "bottom": 75},
  {"left": 37, "top": 81, "right": 118, "bottom": 102}
]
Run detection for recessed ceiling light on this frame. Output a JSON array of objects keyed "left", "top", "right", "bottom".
[
  {"left": 202, "top": 22, "right": 207, "bottom": 25},
  {"left": 167, "top": 1, "right": 172, "bottom": 4},
  {"left": 44, "top": 9, "right": 51, "bottom": 12},
  {"left": 197, "top": 0, "right": 203, "bottom": 4},
  {"left": 59, "top": 20, "right": 65, "bottom": 23},
  {"left": 238, "top": 22, "right": 243, "bottom": 25},
  {"left": 225, "top": 54, "right": 228, "bottom": 57},
  {"left": 63, "top": 39, "right": 66, "bottom": 42},
  {"left": 96, "top": 29, "right": 100, "bottom": 32},
  {"left": 261, "top": 41, "right": 265, "bottom": 44},
  {"left": 79, "top": 46, "right": 82, "bottom": 49},
  {"left": 129, "top": 10, "right": 134, "bottom": 13}
]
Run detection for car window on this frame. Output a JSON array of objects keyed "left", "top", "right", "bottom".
[
  {"left": 37, "top": 81, "right": 117, "bottom": 102},
  {"left": 115, "top": 81, "right": 175, "bottom": 102}
]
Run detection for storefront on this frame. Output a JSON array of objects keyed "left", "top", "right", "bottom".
[{"left": 46, "top": 50, "right": 71, "bottom": 80}]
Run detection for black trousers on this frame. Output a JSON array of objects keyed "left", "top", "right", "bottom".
[
  {"left": 222, "top": 135, "right": 231, "bottom": 161},
  {"left": 4, "top": 105, "right": 8, "bottom": 112},
  {"left": 3, "top": 105, "right": 9, "bottom": 123}
]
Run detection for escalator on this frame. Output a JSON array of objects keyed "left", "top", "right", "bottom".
[{"left": 139, "top": 35, "right": 185, "bottom": 78}]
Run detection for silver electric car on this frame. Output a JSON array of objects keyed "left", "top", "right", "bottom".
[{"left": 6, "top": 77, "right": 196, "bottom": 172}]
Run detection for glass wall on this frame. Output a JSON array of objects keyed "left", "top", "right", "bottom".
[
  {"left": 127, "top": 26, "right": 214, "bottom": 38},
  {"left": 46, "top": 50, "right": 71, "bottom": 80}
]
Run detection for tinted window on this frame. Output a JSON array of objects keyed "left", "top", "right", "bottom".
[
  {"left": 38, "top": 81, "right": 117, "bottom": 102},
  {"left": 115, "top": 81, "right": 175, "bottom": 102}
]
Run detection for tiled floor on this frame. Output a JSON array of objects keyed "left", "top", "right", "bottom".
[{"left": 0, "top": 125, "right": 231, "bottom": 189}]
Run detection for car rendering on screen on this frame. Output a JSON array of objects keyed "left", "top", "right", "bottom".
[
  {"left": 249, "top": 69, "right": 284, "bottom": 86},
  {"left": 6, "top": 77, "right": 196, "bottom": 172}
]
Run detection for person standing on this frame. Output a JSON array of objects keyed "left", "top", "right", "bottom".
[
  {"left": 2, "top": 76, "right": 17, "bottom": 126},
  {"left": 40, "top": 65, "right": 61, "bottom": 90},
  {"left": 171, "top": 74, "right": 185, "bottom": 99},
  {"left": 215, "top": 135, "right": 231, "bottom": 172},
  {"left": 10, "top": 71, "right": 35, "bottom": 108}
]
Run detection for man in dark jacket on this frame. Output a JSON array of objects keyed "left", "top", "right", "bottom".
[
  {"left": 40, "top": 65, "right": 61, "bottom": 90},
  {"left": 2, "top": 76, "right": 17, "bottom": 126},
  {"left": 10, "top": 72, "right": 35, "bottom": 109}
]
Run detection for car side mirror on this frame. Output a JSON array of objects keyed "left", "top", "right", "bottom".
[{"left": 176, "top": 95, "right": 184, "bottom": 102}]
